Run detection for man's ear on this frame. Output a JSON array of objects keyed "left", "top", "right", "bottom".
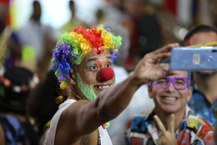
[
  {"left": 148, "top": 84, "right": 153, "bottom": 99},
  {"left": 69, "top": 69, "right": 76, "bottom": 85},
  {"left": 187, "top": 87, "right": 193, "bottom": 101}
]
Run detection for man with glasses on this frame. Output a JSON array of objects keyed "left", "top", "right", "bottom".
[{"left": 126, "top": 63, "right": 214, "bottom": 145}]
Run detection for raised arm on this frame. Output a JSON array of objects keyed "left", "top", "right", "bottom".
[{"left": 56, "top": 43, "right": 179, "bottom": 144}]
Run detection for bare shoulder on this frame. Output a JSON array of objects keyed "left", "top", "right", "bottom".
[
  {"left": 55, "top": 99, "right": 99, "bottom": 145},
  {"left": 61, "top": 99, "right": 91, "bottom": 120}
]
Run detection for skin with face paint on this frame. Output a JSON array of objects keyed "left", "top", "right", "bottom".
[
  {"left": 54, "top": 49, "right": 115, "bottom": 145},
  {"left": 47, "top": 43, "right": 179, "bottom": 145},
  {"left": 72, "top": 49, "right": 115, "bottom": 97}
]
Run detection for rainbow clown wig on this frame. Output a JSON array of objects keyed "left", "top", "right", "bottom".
[{"left": 52, "top": 25, "right": 122, "bottom": 89}]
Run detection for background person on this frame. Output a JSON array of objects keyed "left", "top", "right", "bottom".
[{"left": 183, "top": 24, "right": 217, "bottom": 126}]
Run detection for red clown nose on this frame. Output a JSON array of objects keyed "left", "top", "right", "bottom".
[{"left": 98, "top": 67, "right": 114, "bottom": 82}]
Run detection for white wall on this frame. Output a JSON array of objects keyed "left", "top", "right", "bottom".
[{"left": 13, "top": 0, "right": 104, "bottom": 29}]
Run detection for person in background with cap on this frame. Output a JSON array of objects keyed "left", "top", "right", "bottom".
[{"left": 0, "top": 66, "right": 39, "bottom": 145}]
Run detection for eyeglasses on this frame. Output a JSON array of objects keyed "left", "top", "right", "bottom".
[{"left": 152, "top": 77, "right": 190, "bottom": 90}]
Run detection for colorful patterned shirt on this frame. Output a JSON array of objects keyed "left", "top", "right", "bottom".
[
  {"left": 188, "top": 89, "right": 217, "bottom": 126},
  {"left": 126, "top": 107, "right": 214, "bottom": 145}
]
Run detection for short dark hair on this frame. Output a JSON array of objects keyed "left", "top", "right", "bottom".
[
  {"left": 183, "top": 24, "right": 217, "bottom": 46},
  {"left": 69, "top": 0, "right": 75, "bottom": 7},
  {"left": 33, "top": 0, "right": 40, "bottom": 8}
]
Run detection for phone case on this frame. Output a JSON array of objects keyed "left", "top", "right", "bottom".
[{"left": 170, "top": 47, "right": 217, "bottom": 70}]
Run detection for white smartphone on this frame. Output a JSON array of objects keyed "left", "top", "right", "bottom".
[{"left": 170, "top": 46, "right": 217, "bottom": 70}]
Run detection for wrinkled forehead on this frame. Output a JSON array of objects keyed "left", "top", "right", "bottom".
[
  {"left": 168, "top": 71, "right": 188, "bottom": 77},
  {"left": 82, "top": 49, "right": 111, "bottom": 64},
  {"left": 161, "top": 63, "right": 189, "bottom": 77},
  {"left": 189, "top": 32, "right": 217, "bottom": 45}
]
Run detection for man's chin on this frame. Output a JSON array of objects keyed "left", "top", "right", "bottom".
[{"left": 93, "top": 89, "right": 103, "bottom": 96}]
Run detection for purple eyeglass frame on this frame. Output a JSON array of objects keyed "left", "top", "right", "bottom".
[{"left": 152, "top": 77, "right": 190, "bottom": 90}]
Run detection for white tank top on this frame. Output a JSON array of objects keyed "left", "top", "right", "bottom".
[{"left": 42, "top": 99, "right": 113, "bottom": 145}]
